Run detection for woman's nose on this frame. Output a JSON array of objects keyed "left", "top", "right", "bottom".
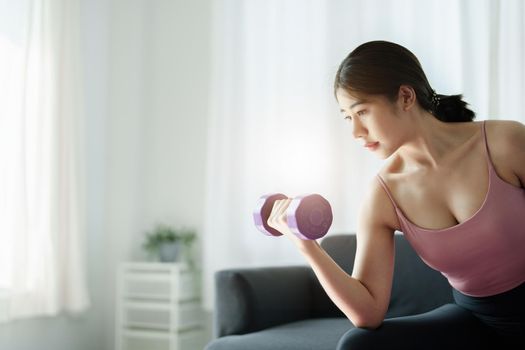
[{"left": 352, "top": 118, "right": 367, "bottom": 139}]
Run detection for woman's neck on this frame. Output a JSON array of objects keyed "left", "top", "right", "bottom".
[{"left": 396, "top": 111, "right": 476, "bottom": 171}]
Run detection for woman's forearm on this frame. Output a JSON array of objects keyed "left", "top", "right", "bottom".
[{"left": 297, "top": 240, "right": 384, "bottom": 328}]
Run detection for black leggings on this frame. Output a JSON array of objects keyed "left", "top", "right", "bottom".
[{"left": 337, "top": 282, "right": 525, "bottom": 350}]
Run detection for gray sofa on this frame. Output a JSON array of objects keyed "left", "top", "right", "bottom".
[{"left": 205, "top": 233, "right": 454, "bottom": 350}]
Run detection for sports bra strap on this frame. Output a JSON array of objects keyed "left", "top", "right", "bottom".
[
  {"left": 377, "top": 121, "right": 491, "bottom": 215},
  {"left": 376, "top": 174, "right": 399, "bottom": 210},
  {"left": 481, "top": 120, "right": 496, "bottom": 172}
]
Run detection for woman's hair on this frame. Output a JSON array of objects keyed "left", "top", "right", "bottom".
[{"left": 334, "top": 41, "right": 475, "bottom": 122}]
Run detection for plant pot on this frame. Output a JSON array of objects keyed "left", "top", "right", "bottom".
[{"left": 159, "top": 242, "right": 182, "bottom": 262}]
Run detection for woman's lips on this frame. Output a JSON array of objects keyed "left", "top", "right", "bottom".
[{"left": 364, "top": 142, "right": 379, "bottom": 150}]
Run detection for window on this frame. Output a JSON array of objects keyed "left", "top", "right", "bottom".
[{"left": 0, "top": 0, "right": 89, "bottom": 322}]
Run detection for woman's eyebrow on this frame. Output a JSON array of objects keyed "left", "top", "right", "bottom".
[
  {"left": 350, "top": 100, "right": 367, "bottom": 109},
  {"left": 339, "top": 100, "right": 367, "bottom": 113}
]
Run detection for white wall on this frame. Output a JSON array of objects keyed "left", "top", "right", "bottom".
[
  {"left": 0, "top": 0, "right": 213, "bottom": 349},
  {"left": 104, "top": 0, "right": 213, "bottom": 348}
]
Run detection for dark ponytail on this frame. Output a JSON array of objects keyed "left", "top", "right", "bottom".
[
  {"left": 334, "top": 41, "right": 476, "bottom": 123},
  {"left": 431, "top": 94, "right": 475, "bottom": 122}
]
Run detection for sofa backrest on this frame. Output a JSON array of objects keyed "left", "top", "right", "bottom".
[{"left": 311, "top": 233, "right": 453, "bottom": 319}]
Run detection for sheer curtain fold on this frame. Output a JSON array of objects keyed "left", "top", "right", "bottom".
[
  {"left": 202, "top": 0, "right": 523, "bottom": 311},
  {"left": 0, "top": 0, "right": 89, "bottom": 322}
]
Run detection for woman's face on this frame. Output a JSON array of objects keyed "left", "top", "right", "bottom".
[{"left": 336, "top": 88, "right": 404, "bottom": 159}]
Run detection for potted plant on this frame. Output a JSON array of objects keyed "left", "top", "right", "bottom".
[{"left": 142, "top": 224, "right": 196, "bottom": 264}]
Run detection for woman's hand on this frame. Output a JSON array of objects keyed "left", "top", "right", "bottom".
[{"left": 267, "top": 198, "right": 313, "bottom": 248}]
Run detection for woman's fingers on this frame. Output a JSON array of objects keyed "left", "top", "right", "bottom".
[
  {"left": 280, "top": 198, "right": 292, "bottom": 222},
  {"left": 269, "top": 198, "right": 293, "bottom": 228},
  {"left": 270, "top": 199, "right": 284, "bottom": 217}
]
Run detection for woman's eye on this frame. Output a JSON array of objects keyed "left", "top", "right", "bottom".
[{"left": 344, "top": 110, "right": 365, "bottom": 121}]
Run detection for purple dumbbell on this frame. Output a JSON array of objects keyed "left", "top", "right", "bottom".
[{"left": 253, "top": 193, "right": 333, "bottom": 240}]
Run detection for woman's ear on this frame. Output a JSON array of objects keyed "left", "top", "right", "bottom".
[{"left": 397, "top": 85, "right": 416, "bottom": 111}]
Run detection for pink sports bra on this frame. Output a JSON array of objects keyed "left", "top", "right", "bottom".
[{"left": 377, "top": 121, "right": 525, "bottom": 297}]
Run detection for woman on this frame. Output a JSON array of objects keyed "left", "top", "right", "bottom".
[{"left": 268, "top": 41, "right": 525, "bottom": 349}]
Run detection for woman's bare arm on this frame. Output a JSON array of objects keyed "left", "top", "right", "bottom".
[
  {"left": 500, "top": 120, "right": 525, "bottom": 187},
  {"left": 268, "top": 179, "right": 397, "bottom": 328}
]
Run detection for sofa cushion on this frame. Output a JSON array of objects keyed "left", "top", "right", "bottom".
[{"left": 205, "top": 318, "right": 352, "bottom": 350}]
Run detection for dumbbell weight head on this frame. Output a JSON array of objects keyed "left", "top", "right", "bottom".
[
  {"left": 253, "top": 193, "right": 288, "bottom": 236},
  {"left": 287, "top": 194, "right": 333, "bottom": 240}
]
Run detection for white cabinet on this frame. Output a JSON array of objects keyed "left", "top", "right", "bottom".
[{"left": 115, "top": 262, "right": 206, "bottom": 350}]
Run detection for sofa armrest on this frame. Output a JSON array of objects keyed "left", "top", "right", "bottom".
[{"left": 213, "top": 265, "right": 315, "bottom": 337}]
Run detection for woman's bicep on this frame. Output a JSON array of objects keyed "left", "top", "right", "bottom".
[{"left": 351, "top": 179, "right": 397, "bottom": 319}]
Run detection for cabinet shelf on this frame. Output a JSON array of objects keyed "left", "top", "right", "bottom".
[
  {"left": 116, "top": 262, "right": 206, "bottom": 350},
  {"left": 124, "top": 322, "right": 204, "bottom": 334},
  {"left": 123, "top": 294, "right": 200, "bottom": 303}
]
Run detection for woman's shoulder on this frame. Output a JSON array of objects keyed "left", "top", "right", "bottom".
[
  {"left": 484, "top": 119, "right": 525, "bottom": 187},
  {"left": 484, "top": 119, "right": 525, "bottom": 145},
  {"left": 360, "top": 174, "right": 401, "bottom": 231},
  {"left": 365, "top": 159, "right": 404, "bottom": 231},
  {"left": 484, "top": 119, "right": 525, "bottom": 161}
]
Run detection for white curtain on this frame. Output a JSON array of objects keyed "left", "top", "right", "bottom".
[
  {"left": 202, "top": 0, "right": 525, "bottom": 310},
  {"left": 0, "top": 0, "right": 89, "bottom": 321}
]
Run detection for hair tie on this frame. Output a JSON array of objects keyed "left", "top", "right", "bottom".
[{"left": 431, "top": 90, "right": 440, "bottom": 108}]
